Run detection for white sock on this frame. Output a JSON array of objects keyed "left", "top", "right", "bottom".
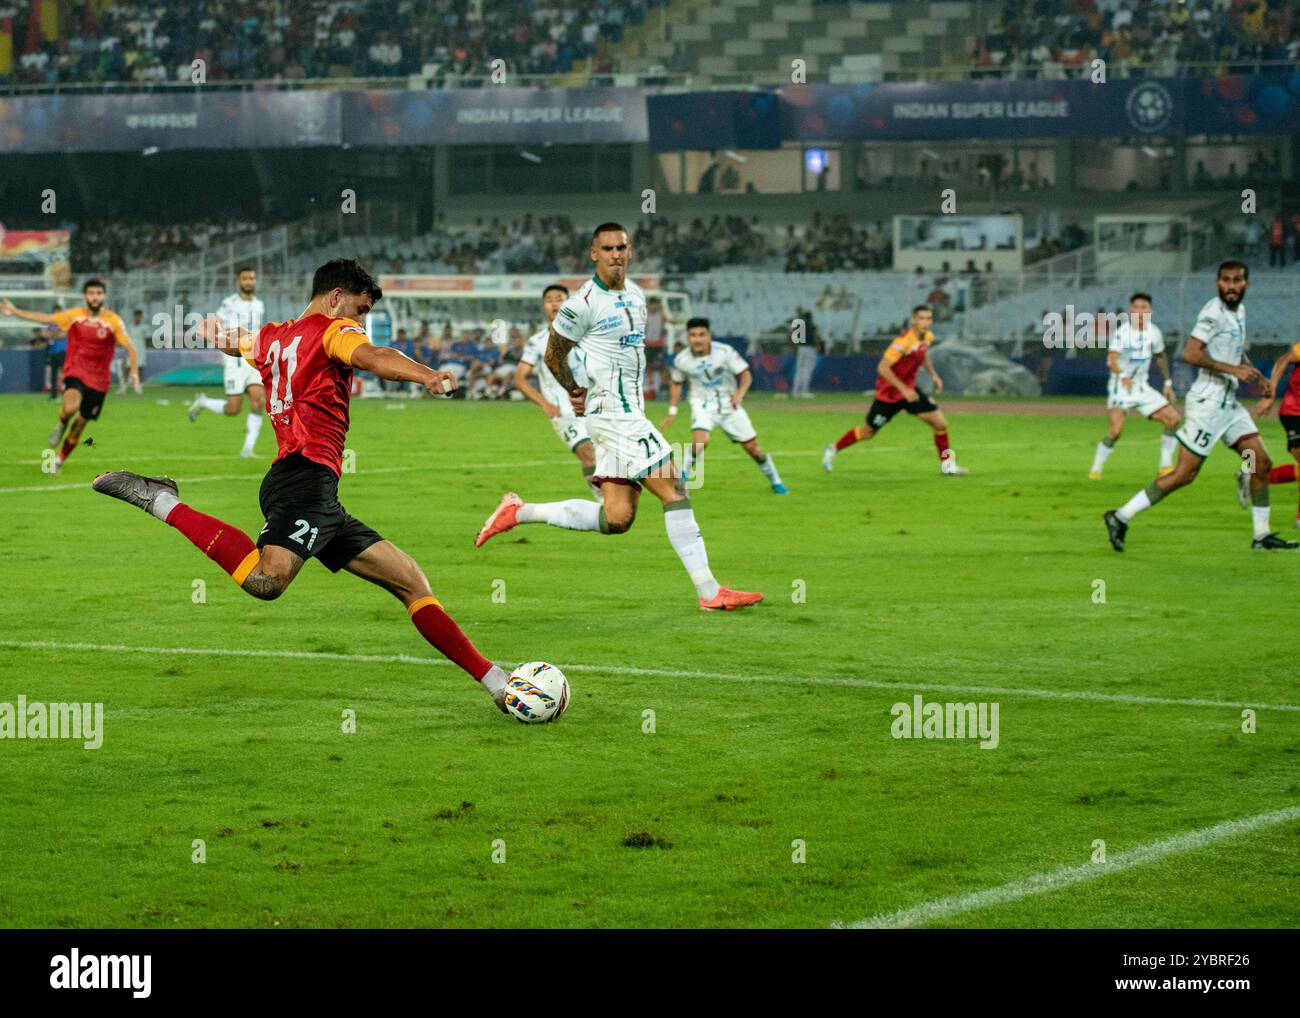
[
  {"left": 198, "top": 395, "right": 226, "bottom": 413},
  {"left": 480, "top": 664, "right": 508, "bottom": 695},
  {"left": 758, "top": 454, "right": 782, "bottom": 485},
  {"left": 1116, "top": 489, "right": 1151, "bottom": 523},
  {"left": 517, "top": 499, "right": 601, "bottom": 531},
  {"left": 1251, "top": 504, "right": 1272, "bottom": 539},
  {"left": 663, "top": 502, "right": 719, "bottom": 600},
  {"left": 1091, "top": 441, "right": 1115, "bottom": 473},
  {"left": 151, "top": 490, "right": 181, "bottom": 522},
  {"left": 1159, "top": 434, "right": 1176, "bottom": 468},
  {"left": 242, "top": 412, "right": 263, "bottom": 452}
]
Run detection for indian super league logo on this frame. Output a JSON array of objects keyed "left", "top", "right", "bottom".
[{"left": 1125, "top": 82, "right": 1173, "bottom": 133}]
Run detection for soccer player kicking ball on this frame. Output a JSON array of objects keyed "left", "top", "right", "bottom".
[
  {"left": 92, "top": 259, "right": 517, "bottom": 713},
  {"left": 1104, "top": 260, "right": 1297, "bottom": 552},
  {"left": 475, "top": 223, "right": 763, "bottom": 612},
  {"left": 514, "top": 283, "right": 601, "bottom": 500},
  {"left": 1244, "top": 340, "right": 1300, "bottom": 528},
  {"left": 659, "top": 317, "right": 786, "bottom": 494},
  {"left": 187, "top": 267, "right": 267, "bottom": 458},
  {"left": 1088, "top": 292, "right": 1181, "bottom": 479},
  {"left": 1, "top": 280, "right": 140, "bottom": 474},
  {"left": 822, "top": 304, "right": 967, "bottom": 475}
]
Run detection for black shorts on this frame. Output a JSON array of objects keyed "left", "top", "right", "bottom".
[
  {"left": 1280, "top": 414, "right": 1300, "bottom": 451},
  {"left": 64, "top": 376, "right": 107, "bottom": 420},
  {"left": 257, "top": 453, "right": 383, "bottom": 572},
  {"left": 866, "top": 394, "right": 938, "bottom": 432}
]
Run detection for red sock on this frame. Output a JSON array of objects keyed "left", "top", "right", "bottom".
[
  {"left": 1268, "top": 463, "right": 1297, "bottom": 484},
  {"left": 166, "top": 504, "right": 259, "bottom": 583},
  {"left": 933, "top": 430, "right": 951, "bottom": 461},
  {"left": 834, "top": 426, "right": 862, "bottom": 451},
  {"left": 58, "top": 436, "right": 77, "bottom": 462},
  {"left": 409, "top": 596, "right": 493, "bottom": 680}
]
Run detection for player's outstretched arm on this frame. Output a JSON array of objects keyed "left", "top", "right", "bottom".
[
  {"left": 198, "top": 315, "right": 253, "bottom": 358},
  {"left": 0, "top": 300, "right": 59, "bottom": 325},
  {"left": 350, "top": 342, "right": 457, "bottom": 396}
]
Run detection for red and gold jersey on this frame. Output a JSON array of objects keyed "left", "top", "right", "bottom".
[
  {"left": 53, "top": 307, "right": 130, "bottom": 392},
  {"left": 1281, "top": 342, "right": 1300, "bottom": 417},
  {"left": 249, "top": 313, "right": 371, "bottom": 476},
  {"left": 875, "top": 328, "right": 932, "bottom": 402}
]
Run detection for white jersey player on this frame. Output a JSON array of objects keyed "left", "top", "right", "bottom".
[
  {"left": 474, "top": 223, "right": 763, "bottom": 611},
  {"left": 187, "top": 267, "right": 266, "bottom": 457},
  {"left": 1104, "top": 261, "right": 1296, "bottom": 551},
  {"left": 1088, "top": 293, "right": 1182, "bottom": 479},
  {"left": 514, "top": 284, "right": 599, "bottom": 497},
  {"left": 660, "top": 317, "right": 786, "bottom": 494}
]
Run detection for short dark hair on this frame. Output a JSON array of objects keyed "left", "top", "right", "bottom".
[
  {"left": 543, "top": 284, "right": 569, "bottom": 299},
  {"left": 591, "top": 222, "right": 627, "bottom": 244},
  {"left": 1129, "top": 292, "right": 1153, "bottom": 305},
  {"left": 83, "top": 278, "right": 106, "bottom": 292},
  {"left": 1217, "top": 259, "right": 1249, "bottom": 279},
  {"left": 311, "top": 258, "right": 382, "bottom": 302},
  {"left": 236, "top": 265, "right": 256, "bottom": 276},
  {"left": 912, "top": 304, "right": 933, "bottom": 315},
  {"left": 686, "top": 317, "right": 711, "bottom": 332}
]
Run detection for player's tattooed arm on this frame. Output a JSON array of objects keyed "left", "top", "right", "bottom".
[{"left": 543, "top": 327, "right": 579, "bottom": 391}]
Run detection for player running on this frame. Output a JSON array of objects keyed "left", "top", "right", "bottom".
[
  {"left": 514, "top": 283, "right": 600, "bottom": 499},
  {"left": 474, "top": 223, "right": 763, "bottom": 612},
  {"left": 91, "top": 259, "right": 516, "bottom": 713},
  {"left": 659, "top": 317, "right": 787, "bottom": 494},
  {"left": 1087, "top": 292, "right": 1181, "bottom": 479},
  {"left": 822, "top": 304, "right": 967, "bottom": 475},
  {"left": 1, "top": 279, "right": 140, "bottom": 474},
  {"left": 188, "top": 267, "right": 267, "bottom": 458},
  {"left": 1104, "top": 260, "right": 1297, "bottom": 551},
  {"left": 1244, "top": 339, "right": 1300, "bottom": 528}
]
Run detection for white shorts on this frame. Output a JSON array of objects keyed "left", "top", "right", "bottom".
[
  {"left": 689, "top": 401, "right": 757, "bottom": 443},
  {"left": 1176, "top": 395, "right": 1257, "bottom": 457},
  {"left": 224, "top": 356, "right": 263, "bottom": 396},
  {"left": 1107, "top": 379, "right": 1167, "bottom": 417},
  {"left": 586, "top": 412, "right": 673, "bottom": 485},
  {"left": 550, "top": 413, "right": 591, "bottom": 452}
]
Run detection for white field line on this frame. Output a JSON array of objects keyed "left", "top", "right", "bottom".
[
  {"left": 0, "top": 465, "right": 415, "bottom": 495},
  {"left": 835, "top": 804, "right": 1300, "bottom": 929},
  {"left": 1, "top": 640, "right": 1296, "bottom": 714}
]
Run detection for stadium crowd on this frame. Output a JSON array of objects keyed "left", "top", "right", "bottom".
[
  {"left": 971, "top": 0, "right": 1300, "bottom": 77},
  {"left": 70, "top": 219, "right": 265, "bottom": 272},
  {"left": 0, "top": 0, "right": 660, "bottom": 87}
]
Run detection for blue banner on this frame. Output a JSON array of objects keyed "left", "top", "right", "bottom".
[
  {"left": 779, "top": 74, "right": 1300, "bottom": 141},
  {"left": 344, "top": 87, "right": 647, "bottom": 146},
  {"left": 0, "top": 75, "right": 1296, "bottom": 155}
]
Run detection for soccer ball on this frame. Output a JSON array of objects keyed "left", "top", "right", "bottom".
[{"left": 502, "top": 662, "right": 570, "bottom": 724}]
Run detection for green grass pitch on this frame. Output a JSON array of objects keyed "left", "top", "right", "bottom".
[{"left": 0, "top": 388, "right": 1296, "bottom": 928}]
